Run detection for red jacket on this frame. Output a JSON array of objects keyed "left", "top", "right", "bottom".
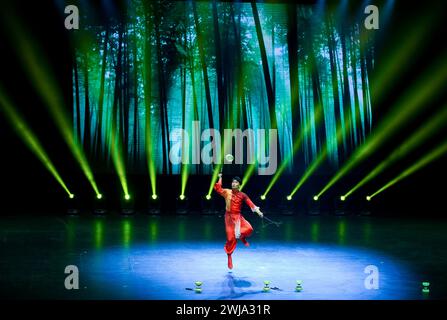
[{"left": 214, "top": 177, "right": 259, "bottom": 215}]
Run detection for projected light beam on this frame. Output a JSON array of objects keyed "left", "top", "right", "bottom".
[
  {"left": 368, "top": 141, "right": 447, "bottom": 200},
  {"left": 0, "top": 88, "right": 72, "bottom": 196},
  {"left": 343, "top": 105, "right": 447, "bottom": 199},
  {"left": 316, "top": 54, "right": 447, "bottom": 198},
  {"left": 3, "top": 11, "right": 101, "bottom": 197},
  {"left": 287, "top": 94, "right": 357, "bottom": 198},
  {"left": 261, "top": 103, "right": 325, "bottom": 197},
  {"left": 289, "top": 148, "right": 328, "bottom": 198},
  {"left": 288, "top": 9, "right": 444, "bottom": 200}
]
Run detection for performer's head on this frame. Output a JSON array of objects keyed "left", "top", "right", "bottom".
[{"left": 231, "top": 176, "right": 242, "bottom": 190}]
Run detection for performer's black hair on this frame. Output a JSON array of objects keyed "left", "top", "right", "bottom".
[{"left": 232, "top": 176, "right": 242, "bottom": 184}]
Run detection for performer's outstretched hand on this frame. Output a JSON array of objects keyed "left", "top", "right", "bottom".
[{"left": 254, "top": 208, "right": 264, "bottom": 218}]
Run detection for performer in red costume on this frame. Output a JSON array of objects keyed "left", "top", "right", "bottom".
[{"left": 214, "top": 173, "right": 264, "bottom": 269}]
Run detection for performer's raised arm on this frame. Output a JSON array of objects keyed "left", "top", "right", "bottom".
[{"left": 214, "top": 173, "right": 226, "bottom": 196}]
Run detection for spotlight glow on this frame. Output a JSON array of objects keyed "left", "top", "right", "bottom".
[
  {"left": 125, "top": 194, "right": 131, "bottom": 201},
  {"left": 286, "top": 195, "right": 292, "bottom": 201},
  {"left": 313, "top": 196, "right": 319, "bottom": 201},
  {"left": 152, "top": 194, "right": 158, "bottom": 200},
  {"left": 3, "top": 14, "right": 101, "bottom": 196},
  {"left": 340, "top": 196, "right": 346, "bottom": 201},
  {"left": 342, "top": 105, "right": 447, "bottom": 198},
  {"left": 205, "top": 195, "right": 211, "bottom": 200},
  {"left": 97, "top": 194, "right": 103, "bottom": 200},
  {"left": 69, "top": 194, "right": 75, "bottom": 199},
  {"left": 0, "top": 87, "right": 73, "bottom": 197},
  {"left": 366, "top": 196, "right": 371, "bottom": 201},
  {"left": 179, "top": 195, "right": 186, "bottom": 201},
  {"left": 260, "top": 195, "right": 266, "bottom": 200},
  {"left": 369, "top": 141, "right": 447, "bottom": 199},
  {"left": 316, "top": 56, "right": 447, "bottom": 199},
  {"left": 262, "top": 103, "right": 325, "bottom": 197}
]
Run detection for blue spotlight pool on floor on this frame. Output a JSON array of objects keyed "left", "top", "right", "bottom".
[{"left": 78, "top": 242, "right": 417, "bottom": 300}]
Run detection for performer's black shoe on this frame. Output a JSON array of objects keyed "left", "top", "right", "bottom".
[{"left": 227, "top": 254, "right": 233, "bottom": 269}]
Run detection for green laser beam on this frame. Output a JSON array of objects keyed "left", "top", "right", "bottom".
[
  {"left": 262, "top": 102, "right": 325, "bottom": 197},
  {"left": 3, "top": 12, "right": 100, "bottom": 196},
  {"left": 317, "top": 53, "right": 447, "bottom": 198},
  {"left": 109, "top": 121, "right": 129, "bottom": 197},
  {"left": 287, "top": 91, "right": 357, "bottom": 197},
  {"left": 370, "top": 12, "right": 439, "bottom": 103},
  {"left": 289, "top": 148, "right": 328, "bottom": 197},
  {"left": 0, "top": 87, "right": 72, "bottom": 196},
  {"left": 344, "top": 104, "right": 447, "bottom": 198},
  {"left": 369, "top": 141, "right": 447, "bottom": 199}
]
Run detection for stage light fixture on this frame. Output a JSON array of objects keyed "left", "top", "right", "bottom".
[
  {"left": 201, "top": 195, "right": 216, "bottom": 215},
  {"left": 176, "top": 195, "right": 189, "bottom": 214},
  {"left": 93, "top": 193, "right": 107, "bottom": 215},
  {"left": 260, "top": 195, "right": 266, "bottom": 200},
  {"left": 366, "top": 196, "right": 371, "bottom": 201},
  {"left": 121, "top": 194, "right": 135, "bottom": 215},
  {"left": 66, "top": 193, "right": 79, "bottom": 216},
  {"left": 148, "top": 193, "right": 161, "bottom": 215},
  {"left": 313, "top": 196, "right": 318, "bottom": 201},
  {"left": 279, "top": 196, "right": 296, "bottom": 215},
  {"left": 334, "top": 196, "right": 349, "bottom": 216}
]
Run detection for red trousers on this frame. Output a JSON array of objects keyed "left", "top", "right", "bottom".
[{"left": 224, "top": 212, "right": 253, "bottom": 255}]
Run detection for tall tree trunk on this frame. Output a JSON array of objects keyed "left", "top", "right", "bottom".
[
  {"left": 306, "top": 16, "right": 325, "bottom": 157},
  {"left": 132, "top": 24, "right": 139, "bottom": 166},
  {"left": 181, "top": 28, "right": 187, "bottom": 172},
  {"left": 251, "top": 1, "right": 276, "bottom": 130},
  {"left": 340, "top": 25, "right": 353, "bottom": 154},
  {"left": 212, "top": 0, "right": 224, "bottom": 132},
  {"left": 350, "top": 26, "right": 363, "bottom": 144},
  {"left": 95, "top": 25, "right": 109, "bottom": 160},
  {"left": 154, "top": 13, "right": 168, "bottom": 174},
  {"left": 359, "top": 30, "right": 372, "bottom": 134},
  {"left": 111, "top": 25, "right": 124, "bottom": 168},
  {"left": 287, "top": 3, "right": 302, "bottom": 168},
  {"left": 73, "top": 55, "right": 81, "bottom": 144},
  {"left": 83, "top": 51, "right": 91, "bottom": 154},
  {"left": 192, "top": 0, "right": 214, "bottom": 129},
  {"left": 272, "top": 22, "right": 276, "bottom": 101},
  {"left": 143, "top": 1, "right": 154, "bottom": 179},
  {"left": 123, "top": 28, "right": 130, "bottom": 162},
  {"left": 326, "top": 15, "right": 342, "bottom": 162},
  {"left": 231, "top": 4, "right": 243, "bottom": 129}
]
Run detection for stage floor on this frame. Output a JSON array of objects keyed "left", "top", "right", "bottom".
[{"left": 1, "top": 213, "right": 446, "bottom": 300}]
